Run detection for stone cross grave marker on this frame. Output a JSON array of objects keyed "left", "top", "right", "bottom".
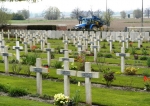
[
  {"left": 93, "top": 39, "right": 98, "bottom": 62},
  {"left": 107, "top": 35, "right": 114, "bottom": 53},
  {"left": 30, "top": 58, "right": 48, "bottom": 95},
  {"left": 116, "top": 47, "right": 130, "bottom": 73},
  {"left": 0, "top": 46, "right": 12, "bottom": 73},
  {"left": 120, "top": 35, "right": 125, "bottom": 47},
  {"left": 44, "top": 43, "right": 54, "bottom": 67},
  {"left": 125, "top": 34, "right": 130, "bottom": 48},
  {"left": 13, "top": 41, "right": 23, "bottom": 62},
  {"left": 57, "top": 51, "right": 75, "bottom": 96},
  {"left": 1, "top": 40, "right": 5, "bottom": 60},
  {"left": 6, "top": 29, "right": 11, "bottom": 40},
  {"left": 77, "top": 62, "right": 99, "bottom": 105},
  {"left": 96, "top": 35, "right": 102, "bottom": 52},
  {"left": 22, "top": 37, "right": 28, "bottom": 54},
  {"left": 137, "top": 34, "right": 143, "bottom": 48}
]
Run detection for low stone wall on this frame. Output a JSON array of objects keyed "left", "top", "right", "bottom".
[{"left": 0, "top": 24, "right": 67, "bottom": 31}]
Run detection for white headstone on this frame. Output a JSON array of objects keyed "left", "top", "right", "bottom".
[
  {"left": 57, "top": 51, "right": 75, "bottom": 96},
  {"left": 30, "top": 58, "right": 48, "bottom": 95},
  {"left": 0, "top": 46, "right": 12, "bottom": 73},
  {"left": 116, "top": 47, "right": 130, "bottom": 73},
  {"left": 77, "top": 62, "right": 99, "bottom": 105}
]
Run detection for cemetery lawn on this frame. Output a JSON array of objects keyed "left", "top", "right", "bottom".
[
  {"left": 0, "top": 74, "right": 150, "bottom": 106},
  {"left": 0, "top": 96, "right": 53, "bottom": 106}
]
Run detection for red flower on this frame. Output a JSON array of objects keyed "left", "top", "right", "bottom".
[{"left": 143, "top": 76, "right": 150, "bottom": 82}]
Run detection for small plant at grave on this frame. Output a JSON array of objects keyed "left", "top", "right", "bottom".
[
  {"left": 147, "top": 57, "right": 150, "bottom": 67},
  {"left": 51, "top": 52, "right": 55, "bottom": 59},
  {"left": 54, "top": 93, "right": 69, "bottom": 106},
  {"left": 130, "top": 47, "right": 136, "bottom": 55},
  {"left": 0, "top": 83, "right": 9, "bottom": 93},
  {"left": 104, "top": 53, "right": 113, "bottom": 58},
  {"left": 21, "top": 52, "right": 39, "bottom": 66},
  {"left": 112, "top": 44, "right": 115, "bottom": 49},
  {"left": 140, "top": 56, "right": 148, "bottom": 60},
  {"left": 101, "top": 43, "right": 107, "bottom": 49},
  {"left": 23, "top": 64, "right": 31, "bottom": 76},
  {"left": 103, "top": 68, "right": 115, "bottom": 87},
  {"left": 125, "top": 48, "right": 130, "bottom": 53},
  {"left": 97, "top": 52, "right": 103, "bottom": 57},
  {"left": 124, "top": 66, "right": 138, "bottom": 75},
  {"left": 129, "top": 41, "right": 133, "bottom": 47},
  {"left": 53, "top": 61, "right": 63, "bottom": 68},
  {"left": 11, "top": 61, "right": 22, "bottom": 74},
  {"left": 8, "top": 87, "right": 28, "bottom": 97},
  {"left": 143, "top": 76, "right": 150, "bottom": 91},
  {"left": 142, "top": 48, "right": 148, "bottom": 55},
  {"left": 10, "top": 54, "right": 22, "bottom": 74},
  {"left": 96, "top": 56, "right": 106, "bottom": 72},
  {"left": 70, "top": 62, "right": 77, "bottom": 70},
  {"left": 55, "top": 46, "right": 63, "bottom": 54},
  {"left": 68, "top": 90, "right": 81, "bottom": 106},
  {"left": 31, "top": 45, "right": 37, "bottom": 51},
  {"left": 75, "top": 53, "right": 86, "bottom": 71}
]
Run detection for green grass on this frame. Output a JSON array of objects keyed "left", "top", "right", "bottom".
[
  {"left": 0, "top": 96, "right": 53, "bottom": 106},
  {"left": 0, "top": 74, "right": 150, "bottom": 106},
  {"left": 2, "top": 37, "right": 150, "bottom": 105}
]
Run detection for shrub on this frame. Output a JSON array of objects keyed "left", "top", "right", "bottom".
[
  {"left": 103, "top": 68, "right": 115, "bottom": 87},
  {"left": 130, "top": 47, "right": 136, "bottom": 55},
  {"left": 104, "top": 53, "right": 112, "bottom": 58},
  {"left": 125, "top": 48, "right": 129, "bottom": 53},
  {"left": 53, "top": 61, "right": 63, "bottom": 68},
  {"left": 11, "top": 62, "right": 22, "bottom": 74},
  {"left": 140, "top": 56, "right": 148, "bottom": 60},
  {"left": 21, "top": 53, "right": 39, "bottom": 65},
  {"left": 124, "top": 67, "right": 138, "bottom": 75},
  {"left": 8, "top": 87, "right": 28, "bottom": 97},
  {"left": 97, "top": 52, "right": 103, "bottom": 57},
  {"left": 147, "top": 57, "right": 150, "bottom": 67},
  {"left": 142, "top": 48, "right": 148, "bottom": 55},
  {"left": 0, "top": 84, "right": 9, "bottom": 93}
]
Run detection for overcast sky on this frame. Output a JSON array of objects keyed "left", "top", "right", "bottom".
[{"left": 0, "top": 0, "right": 150, "bottom": 13}]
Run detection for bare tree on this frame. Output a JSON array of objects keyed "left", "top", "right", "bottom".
[
  {"left": 60, "top": 12, "right": 65, "bottom": 19},
  {"left": 70, "top": 7, "right": 83, "bottom": 19},
  {"left": 120, "top": 11, "right": 126, "bottom": 19},
  {"left": 145, "top": 8, "right": 150, "bottom": 18},
  {"left": 44, "top": 6, "right": 60, "bottom": 20},
  {"left": 0, "top": 6, "right": 12, "bottom": 26},
  {"left": 94, "top": 9, "right": 102, "bottom": 18},
  {"left": 133, "top": 9, "right": 142, "bottom": 19},
  {"left": 103, "top": 9, "right": 114, "bottom": 30}
]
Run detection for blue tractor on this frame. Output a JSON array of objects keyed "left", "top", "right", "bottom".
[{"left": 73, "top": 16, "right": 105, "bottom": 31}]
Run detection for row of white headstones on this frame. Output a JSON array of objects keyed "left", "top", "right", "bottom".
[
  {"left": 0, "top": 30, "right": 100, "bottom": 105},
  {"left": 0, "top": 29, "right": 147, "bottom": 105}
]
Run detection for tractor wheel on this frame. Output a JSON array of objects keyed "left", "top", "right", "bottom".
[{"left": 92, "top": 26, "right": 98, "bottom": 31}]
